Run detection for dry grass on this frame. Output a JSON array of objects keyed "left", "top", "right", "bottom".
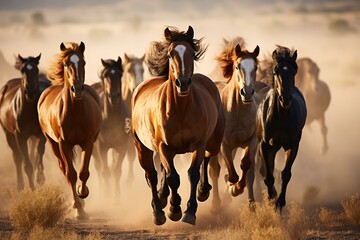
[
  {"left": 341, "top": 194, "right": 360, "bottom": 226},
  {"left": 204, "top": 195, "right": 307, "bottom": 240},
  {"left": 9, "top": 226, "right": 101, "bottom": 240},
  {"left": 8, "top": 183, "right": 70, "bottom": 232}
]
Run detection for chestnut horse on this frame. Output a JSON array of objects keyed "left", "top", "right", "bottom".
[
  {"left": 256, "top": 46, "right": 307, "bottom": 210},
  {"left": 208, "top": 41, "right": 261, "bottom": 210},
  {"left": 131, "top": 26, "right": 225, "bottom": 225},
  {"left": 0, "top": 54, "right": 50, "bottom": 190},
  {"left": 38, "top": 42, "right": 102, "bottom": 219},
  {"left": 91, "top": 57, "right": 134, "bottom": 199}
]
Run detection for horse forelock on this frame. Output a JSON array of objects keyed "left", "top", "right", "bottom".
[
  {"left": 273, "top": 46, "right": 298, "bottom": 73},
  {"left": 47, "top": 42, "right": 85, "bottom": 85},
  {"left": 100, "top": 59, "right": 123, "bottom": 80},
  {"left": 145, "top": 27, "right": 207, "bottom": 77}
]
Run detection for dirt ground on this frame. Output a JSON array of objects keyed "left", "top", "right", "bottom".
[{"left": 0, "top": 1, "right": 360, "bottom": 239}]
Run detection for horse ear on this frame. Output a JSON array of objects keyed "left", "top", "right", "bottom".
[
  {"left": 292, "top": 50, "right": 297, "bottom": 61},
  {"left": 164, "top": 27, "right": 172, "bottom": 41},
  {"left": 253, "top": 45, "right": 260, "bottom": 57},
  {"left": 35, "top": 53, "right": 41, "bottom": 63},
  {"left": 18, "top": 54, "right": 25, "bottom": 63},
  {"left": 186, "top": 26, "right": 194, "bottom": 39},
  {"left": 272, "top": 49, "right": 277, "bottom": 60},
  {"left": 235, "top": 44, "right": 242, "bottom": 57},
  {"left": 101, "top": 58, "right": 107, "bottom": 67},
  {"left": 124, "top": 53, "right": 130, "bottom": 63},
  {"left": 140, "top": 54, "right": 145, "bottom": 62},
  {"left": 117, "top": 56, "right": 122, "bottom": 65},
  {"left": 79, "top": 41, "right": 85, "bottom": 54},
  {"left": 60, "top": 42, "right": 66, "bottom": 51}
]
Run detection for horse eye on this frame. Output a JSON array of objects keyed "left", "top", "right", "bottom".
[{"left": 235, "top": 66, "right": 239, "bottom": 70}]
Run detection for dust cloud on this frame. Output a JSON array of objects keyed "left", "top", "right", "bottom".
[{"left": 0, "top": 0, "right": 359, "bottom": 231}]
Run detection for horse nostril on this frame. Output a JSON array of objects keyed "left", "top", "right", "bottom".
[
  {"left": 240, "top": 88, "right": 245, "bottom": 96},
  {"left": 251, "top": 88, "right": 255, "bottom": 95},
  {"left": 71, "top": 85, "right": 75, "bottom": 92},
  {"left": 24, "top": 89, "right": 28, "bottom": 95},
  {"left": 175, "top": 79, "right": 181, "bottom": 87},
  {"left": 187, "top": 78, "right": 192, "bottom": 86}
]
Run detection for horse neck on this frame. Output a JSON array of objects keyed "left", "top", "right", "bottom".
[
  {"left": 121, "top": 73, "right": 132, "bottom": 102},
  {"left": 227, "top": 73, "right": 242, "bottom": 106}
]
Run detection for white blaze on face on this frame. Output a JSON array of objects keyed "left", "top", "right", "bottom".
[
  {"left": 70, "top": 54, "right": 80, "bottom": 81},
  {"left": 26, "top": 64, "right": 33, "bottom": 70},
  {"left": 174, "top": 44, "right": 186, "bottom": 75},
  {"left": 134, "top": 63, "right": 143, "bottom": 86},
  {"left": 240, "top": 58, "right": 256, "bottom": 88}
]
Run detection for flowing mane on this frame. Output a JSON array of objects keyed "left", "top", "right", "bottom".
[
  {"left": 47, "top": 42, "right": 84, "bottom": 85},
  {"left": 215, "top": 37, "right": 258, "bottom": 83},
  {"left": 145, "top": 26, "right": 207, "bottom": 77}
]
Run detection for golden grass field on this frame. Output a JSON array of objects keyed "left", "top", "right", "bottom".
[{"left": 0, "top": 1, "right": 360, "bottom": 239}]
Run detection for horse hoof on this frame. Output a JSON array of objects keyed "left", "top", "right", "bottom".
[
  {"left": 153, "top": 211, "right": 166, "bottom": 225},
  {"left": 181, "top": 212, "right": 196, "bottom": 225},
  {"left": 168, "top": 209, "right": 182, "bottom": 222},
  {"left": 197, "top": 189, "right": 210, "bottom": 202},
  {"left": 77, "top": 185, "right": 89, "bottom": 199},
  {"left": 36, "top": 173, "right": 45, "bottom": 185},
  {"left": 228, "top": 184, "right": 244, "bottom": 197},
  {"left": 75, "top": 209, "right": 89, "bottom": 220}
]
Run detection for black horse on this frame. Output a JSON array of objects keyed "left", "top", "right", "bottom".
[{"left": 256, "top": 46, "right": 307, "bottom": 210}]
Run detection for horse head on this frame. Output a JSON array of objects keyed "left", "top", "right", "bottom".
[
  {"left": 272, "top": 46, "right": 298, "bottom": 109},
  {"left": 123, "top": 53, "right": 144, "bottom": 93},
  {"left": 60, "top": 41, "right": 86, "bottom": 100},
  {"left": 15, "top": 54, "right": 41, "bottom": 102},
  {"left": 234, "top": 44, "right": 260, "bottom": 103},
  {"left": 101, "top": 57, "right": 123, "bottom": 104}
]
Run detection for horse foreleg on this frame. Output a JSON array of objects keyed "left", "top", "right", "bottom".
[
  {"left": 260, "top": 141, "right": 279, "bottom": 201},
  {"left": 134, "top": 134, "right": 165, "bottom": 225},
  {"left": 159, "top": 143, "right": 181, "bottom": 222},
  {"left": 15, "top": 134, "right": 35, "bottom": 190},
  {"left": 222, "top": 144, "right": 239, "bottom": 189},
  {"left": 78, "top": 143, "right": 93, "bottom": 199},
  {"left": 157, "top": 162, "right": 170, "bottom": 209},
  {"left": 277, "top": 143, "right": 299, "bottom": 211},
  {"left": 181, "top": 149, "right": 204, "bottom": 225},
  {"left": 125, "top": 142, "right": 137, "bottom": 184},
  {"left": 112, "top": 148, "right": 126, "bottom": 201},
  {"left": 5, "top": 132, "right": 24, "bottom": 190},
  {"left": 197, "top": 156, "right": 212, "bottom": 202},
  {"left": 209, "top": 155, "right": 221, "bottom": 212},
  {"left": 34, "top": 136, "right": 46, "bottom": 185}
]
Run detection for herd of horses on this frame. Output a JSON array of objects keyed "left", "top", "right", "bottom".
[{"left": 0, "top": 25, "right": 331, "bottom": 225}]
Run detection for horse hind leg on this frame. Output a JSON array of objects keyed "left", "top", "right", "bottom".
[
  {"left": 16, "top": 134, "right": 35, "bottom": 190},
  {"left": 34, "top": 136, "right": 46, "bottom": 186},
  {"left": 319, "top": 116, "right": 328, "bottom": 154},
  {"left": 4, "top": 132, "right": 24, "bottom": 190},
  {"left": 112, "top": 148, "right": 127, "bottom": 202}
]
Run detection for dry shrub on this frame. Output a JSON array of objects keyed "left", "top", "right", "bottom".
[
  {"left": 9, "top": 183, "right": 70, "bottom": 232},
  {"left": 341, "top": 194, "right": 360, "bottom": 226},
  {"left": 10, "top": 226, "right": 101, "bottom": 240},
  {"left": 318, "top": 207, "right": 337, "bottom": 227},
  {"left": 204, "top": 195, "right": 307, "bottom": 240}
]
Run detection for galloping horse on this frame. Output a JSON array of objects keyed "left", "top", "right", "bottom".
[
  {"left": 258, "top": 55, "right": 330, "bottom": 154},
  {"left": 256, "top": 46, "right": 307, "bottom": 210},
  {"left": 208, "top": 41, "right": 261, "bottom": 210},
  {"left": 38, "top": 42, "right": 102, "bottom": 219},
  {"left": 91, "top": 57, "right": 134, "bottom": 199},
  {"left": 296, "top": 58, "right": 330, "bottom": 154},
  {"left": 121, "top": 53, "right": 144, "bottom": 182},
  {"left": 0, "top": 54, "right": 50, "bottom": 190},
  {"left": 131, "top": 26, "right": 225, "bottom": 225}
]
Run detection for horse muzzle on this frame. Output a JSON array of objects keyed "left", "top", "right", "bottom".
[
  {"left": 240, "top": 87, "right": 254, "bottom": 103},
  {"left": 71, "top": 84, "right": 84, "bottom": 100},
  {"left": 175, "top": 78, "right": 192, "bottom": 96}
]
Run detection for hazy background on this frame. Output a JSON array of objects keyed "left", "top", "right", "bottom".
[{"left": 0, "top": 0, "right": 359, "bottom": 230}]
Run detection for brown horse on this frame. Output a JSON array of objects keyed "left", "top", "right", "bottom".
[
  {"left": 0, "top": 54, "right": 50, "bottom": 190},
  {"left": 38, "top": 42, "right": 102, "bottom": 219},
  {"left": 256, "top": 46, "right": 307, "bottom": 211},
  {"left": 91, "top": 57, "right": 134, "bottom": 199},
  {"left": 131, "top": 26, "right": 225, "bottom": 225},
  {"left": 296, "top": 58, "right": 330, "bottom": 154},
  {"left": 208, "top": 40, "right": 261, "bottom": 210},
  {"left": 258, "top": 55, "right": 330, "bottom": 154}
]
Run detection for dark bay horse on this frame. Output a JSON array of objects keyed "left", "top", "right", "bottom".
[
  {"left": 0, "top": 54, "right": 50, "bottom": 190},
  {"left": 91, "top": 57, "right": 135, "bottom": 199},
  {"left": 208, "top": 40, "right": 261, "bottom": 210},
  {"left": 38, "top": 42, "right": 102, "bottom": 219},
  {"left": 256, "top": 46, "right": 307, "bottom": 210},
  {"left": 258, "top": 55, "right": 330, "bottom": 154},
  {"left": 296, "top": 58, "right": 330, "bottom": 154},
  {"left": 131, "top": 26, "right": 225, "bottom": 225}
]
